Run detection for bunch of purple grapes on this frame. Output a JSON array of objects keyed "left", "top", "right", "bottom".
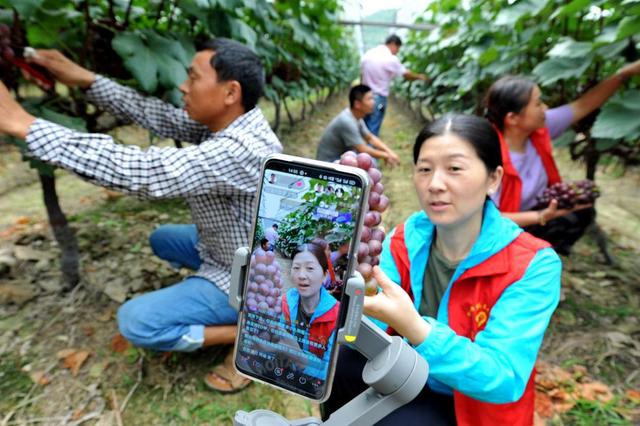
[
  {"left": 337, "top": 151, "right": 389, "bottom": 296},
  {"left": 0, "top": 24, "right": 14, "bottom": 63},
  {"left": 246, "top": 248, "right": 283, "bottom": 317},
  {"left": 0, "top": 23, "right": 17, "bottom": 88},
  {"left": 535, "top": 180, "right": 601, "bottom": 210},
  {"left": 245, "top": 248, "right": 283, "bottom": 342}
]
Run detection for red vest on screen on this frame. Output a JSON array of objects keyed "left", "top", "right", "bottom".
[
  {"left": 282, "top": 297, "right": 339, "bottom": 358},
  {"left": 389, "top": 222, "right": 550, "bottom": 426},
  {"left": 496, "top": 127, "right": 562, "bottom": 212}
]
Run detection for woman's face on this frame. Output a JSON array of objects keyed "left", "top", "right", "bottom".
[
  {"left": 413, "top": 133, "right": 502, "bottom": 229},
  {"left": 291, "top": 251, "right": 326, "bottom": 298},
  {"left": 511, "top": 85, "right": 548, "bottom": 132}
]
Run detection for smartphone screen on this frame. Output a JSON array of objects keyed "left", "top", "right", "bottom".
[{"left": 235, "top": 156, "right": 368, "bottom": 401}]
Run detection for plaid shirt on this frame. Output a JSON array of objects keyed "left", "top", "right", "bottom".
[{"left": 26, "top": 76, "right": 282, "bottom": 294}]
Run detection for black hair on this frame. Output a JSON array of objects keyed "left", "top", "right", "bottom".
[
  {"left": 272, "top": 224, "right": 278, "bottom": 229},
  {"left": 484, "top": 75, "right": 536, "bottom": 131},
  {"left": 198, "top": 38, "right": 264, "bottom": 112},
  {"left": 292, "top": 242, "right": 329, "bottom": 273},
  {"left": 349, "top": 84, "right": 372, "bottom": 108},
  {"left": 260, "top": 237, "right": 269, "bottom": 245},
  {"left": 413, "top": 114, "right": 502, "bottom": 173},
  {"left": 385, "top": 34, "right": 402, "bottom": 46}
]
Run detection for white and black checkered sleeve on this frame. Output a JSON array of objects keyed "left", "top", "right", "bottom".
[
  {"left": 25, "top": 119, "right": 261, "bottom": 199},
  {"left": 85, "top": 75, "right": 208, "bottom": 144}
]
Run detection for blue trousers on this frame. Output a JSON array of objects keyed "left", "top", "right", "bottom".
[
  {"left": 363, "top": 94, "right": 388, "bottom": 136},
  {"left": 117, "top": 224, "right": 238, "bottom": 352}
]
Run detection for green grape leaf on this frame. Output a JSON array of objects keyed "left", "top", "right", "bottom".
[
  {"left": 532, "top": 57, "right": 591, "bottom": 86},
  {"left": 617, "top": 15, "right": 640, "bottom": 40},
  {"left": 592, "top": 103, "right": 640, "bottom": 140},
  {"left": 548, "top": 38, "right": 593, "bottom": 58}
]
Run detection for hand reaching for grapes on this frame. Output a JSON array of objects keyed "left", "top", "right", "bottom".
[
  {"left": 363, "top": 266, "right": 431, "bottom": 346},
  {"left": 0, "top": 81, "right": 35, "bottom": 138},
  {"left": 384, "top": 151, "right": 401, "bottom": 168},
  {"left": 618, "top": 59, "right": 640, "bottom": 80},
  {"left": 539, "top": 199, "right": 593, "bottom": 224},
  {"left": 26, "top": 49, "right": 95, "bottom": 89}
]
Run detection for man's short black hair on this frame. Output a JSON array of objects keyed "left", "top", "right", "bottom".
[
  {"left": 272, "top": 224, "right": 278, "bottom": 229},
  {"left": 385, "top": 34, "right": 402, "bottom": 46},
  {"left": 349, "top": 84, "right": 372, "bottom": 108},
  {"left": 198, "top": 38, "right": 264, "bottom": 112}
]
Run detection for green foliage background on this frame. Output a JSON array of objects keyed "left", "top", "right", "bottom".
[
  {"left": 397, "top": 0, "right": 640, "bottom": 175},
  {"left": 275, "top": 178, "right": 361, "bottom": 258},
  {"left": 0, "top": 0, "right": 358, "bottom": 124}
]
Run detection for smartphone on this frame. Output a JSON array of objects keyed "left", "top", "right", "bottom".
[{"left": 234, "top": 154, "right": 370, "bottom": 401}]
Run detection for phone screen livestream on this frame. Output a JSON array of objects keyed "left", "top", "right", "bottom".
[{"left": 236, "top": 160, "right": 364, "bottom": 399}]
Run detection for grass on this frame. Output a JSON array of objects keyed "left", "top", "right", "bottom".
[{"left": 0, "top": 357, "right": 33, "bottom": 415}]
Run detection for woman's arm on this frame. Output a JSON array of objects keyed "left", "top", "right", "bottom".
[
  {"left": 503, "top": 199, "right": 592, "bottom": 227},
  {"left": 570, "top": 59, "right": 640, "bottom": 124},
  {"left": 365, "top": 249, "right": 561, "bottom": 404}
]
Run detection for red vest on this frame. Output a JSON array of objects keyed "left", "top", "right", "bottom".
[
  {"left": 282, "top": 296, "right": 339, "bottom": 358},
  {"left": 389, "top": 222, "right": 551, "bottom": 425},
  {"left": 496, "top": 127, "right": 562, "bottom": 212}
]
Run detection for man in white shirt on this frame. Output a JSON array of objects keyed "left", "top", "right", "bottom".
[{"left": 361, "top": 34, "right": 428, "bottom": 135}]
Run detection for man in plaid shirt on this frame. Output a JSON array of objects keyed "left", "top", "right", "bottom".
[{"left": 0, "top": 38, "right": 282, "bottom": 392}]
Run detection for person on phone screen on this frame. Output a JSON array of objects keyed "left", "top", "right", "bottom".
[
  {"left": 0, "top": 38, "right": 282, "bottom": 393},
  {"left": 281, "top": 242, "right": 340, "bottom": 379},
  {"left": 323, "top": 114, "right": 561, "bottom": 425},
  {"left": 484, "top": 60, "right": 640, "bottom": 254}
]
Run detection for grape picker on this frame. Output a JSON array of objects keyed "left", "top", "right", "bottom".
[
  {"left": 323, "top": 115, "right": 561, "bottom": 426},
  {"left": 316, "top": 84, "right": 400, "bottom": 166},
  {"left": 485, "top": 59, "right": 640, "bottom": 255},
  {"left": 0, "top": 38, "right": 282, "bottom": 393}
]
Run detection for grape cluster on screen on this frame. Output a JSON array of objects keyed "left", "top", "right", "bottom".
[
  {"left": 247, "top": 248, "right": 283, "bottom": 316},
  {"left": 338, "top": 152, "right": 389, "bottom": 296},
  {"left": 245, "top": 248, "right": 283, "bottom": 342},
  {"left": 535, "top": 180, "right": 600, "bottom": 210},
  {"left": 0, "top": 24, "right": 14, "bottom": 63}
]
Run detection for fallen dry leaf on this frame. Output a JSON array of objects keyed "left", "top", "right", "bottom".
[
  {"left": 15, "top": 216, "right": 30, "bottom": 225},
  {"left": 83, "top": 326, "right": 95, "bottom": 337},
  {"left": 29, "top": 371, "right": 51, "bottom": 386},
  {"left": 571, "top": 364, "right": 587, "bottom": 380},
  {"left": 578, "top": 381, "right": 614, "bottom": 403},
  {"left": 103, "top": 189, "right": 123, "bottom": 201},
  {"left": 63, "top": 350, "right": 91, "bottom": 376},
  {"left": 56, "top": 348, "right": 78, "bottom": 359},
  {"left": 71, "top": 410, "right": 84, "bottom": 421},
  {"left": 533, "top": 412, "right": 548, "bottom": 426},
  {"left": 548, "top": 388, "right": 576, "bottom": 414},
  {"left": 110, "top": 333, "right": 131, "bottom": 353},
  {"left": 625, "top": 389, "right": 640, "bottom": 403},
  {"left": 535, "top": 390, "right": 554, "bottom": 418}
]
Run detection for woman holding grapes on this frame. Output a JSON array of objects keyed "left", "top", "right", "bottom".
[
  {"left": 484, "top": 60, "right": 640, "bottom": 254},
  {"left": 323, "top": 114, "right": 561, "bottom": 425}
]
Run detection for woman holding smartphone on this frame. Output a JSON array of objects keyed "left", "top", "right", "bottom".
[
  {"left": 485, "top": 60, "right": 640, "bottom": 254},
  {"left": 324, "top": 114, "right": 561, "bottom": 425}
]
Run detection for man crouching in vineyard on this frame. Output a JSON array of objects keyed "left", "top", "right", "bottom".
[{"left": 0, "top": 38, "right": 282, "bottom": 393}]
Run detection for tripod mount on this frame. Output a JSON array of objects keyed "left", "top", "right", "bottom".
[{"left": 228, "top": 247, "right": 429, "bottom": 426}]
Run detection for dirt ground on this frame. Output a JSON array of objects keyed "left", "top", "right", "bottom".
[{"left": 1, "top": 94, "right": 639, "bottom": 425}]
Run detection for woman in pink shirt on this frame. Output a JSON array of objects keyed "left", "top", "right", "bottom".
[{"left": 485, "top": 59, "right": 640, "bottom": 254}]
